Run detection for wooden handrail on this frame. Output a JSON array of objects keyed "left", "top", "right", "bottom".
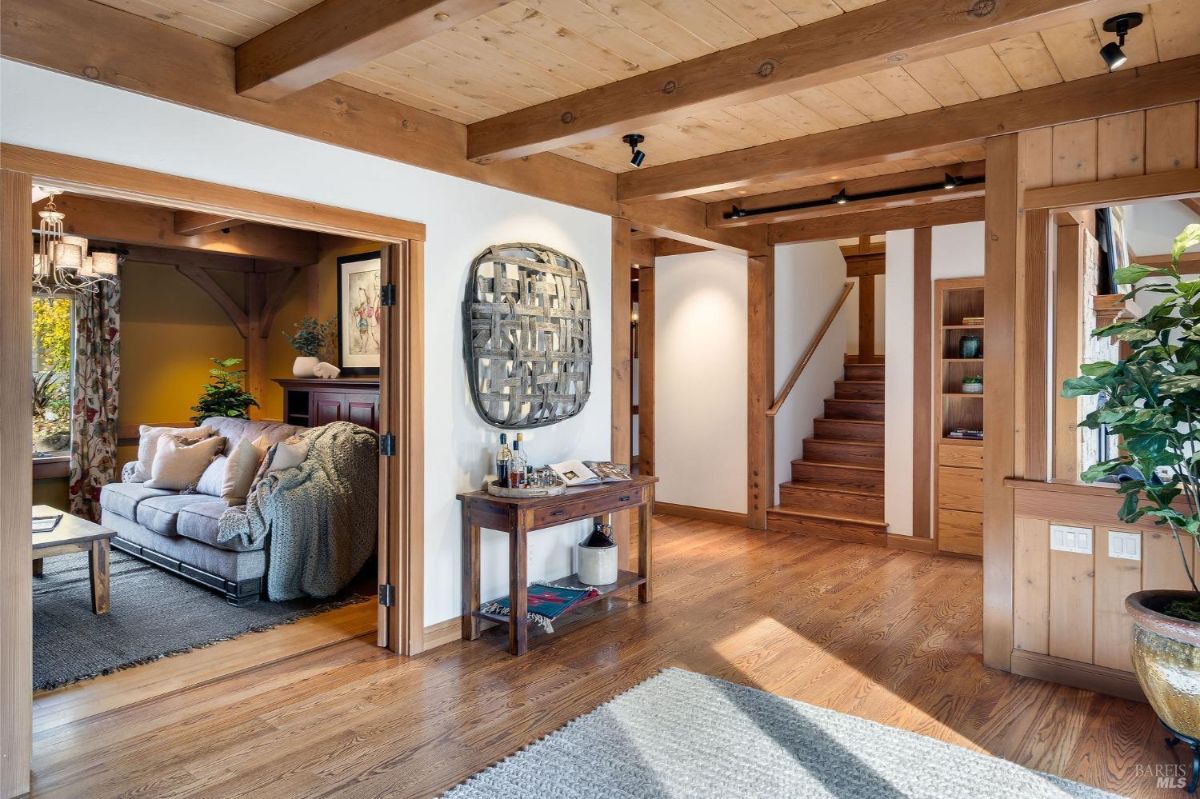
[{"left": 767, "top": 280, "right": 855, "bottom": 418}]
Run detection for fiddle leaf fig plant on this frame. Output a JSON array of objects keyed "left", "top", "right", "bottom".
[{"left": 1062, "top": 224, "right": 1200, "bottom": 622}]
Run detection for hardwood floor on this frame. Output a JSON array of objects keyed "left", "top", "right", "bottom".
[{"left": 30, "top": 515, "right": 1182, "bottom": 798}]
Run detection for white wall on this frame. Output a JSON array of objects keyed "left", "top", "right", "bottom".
[
  {"left": 1, "top": 63, "right": 612, "bottom": 625},
  {"left": 883, "top": 222, "right": 985, "bottom": 536},
  {"left": 1123, "top": 200, "right": 1200, "bottom": 256},
  {"left": 774, "top": 242, "right": 852, "bottom": 505},
  {"left": 654, "top": 251, "right": 747, "bottom": 513},
  {"left": 884, "top": 230, "right": 915, "bottom": 535}
]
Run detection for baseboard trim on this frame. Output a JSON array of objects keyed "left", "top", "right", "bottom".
[
  {"left": 886, "top": 534, "right": 937, "bottom": 553},
  {"left": 655, "top": 502, "right": 749, "bottom": 528},
  {"left": 421, "top": 618, "right": 463, "bottom": 652},
  {"left": 1009, "top": 649, "right": 1145, "bottom": 703}
]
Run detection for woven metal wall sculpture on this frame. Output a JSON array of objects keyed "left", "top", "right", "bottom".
[{"left": 463, "top": 243, "right": 592, "bottom": 429}]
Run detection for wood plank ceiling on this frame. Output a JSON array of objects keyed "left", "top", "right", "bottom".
[{"left": 92, "top": 0, "right": 1200, "bottom": 202}]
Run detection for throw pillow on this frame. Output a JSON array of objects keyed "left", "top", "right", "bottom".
[
  {"left": 221, "top": 434, "right": 269, "bottom": 506},
  {"left": 145, "top": 435, "right": 227, "bottom": 491},
  {"left": 131, "top": 425, "right": 213, "bottom": 482},
  {"left": 196, "top": 454, "right": 228, "bottom": 497},
  {"left": 252, "top": 435, "right": 310, "bottom": 486}
]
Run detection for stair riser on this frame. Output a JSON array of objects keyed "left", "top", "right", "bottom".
[
  {"left": 766, "top": 512, "right": 886, "bottom": 546},
  {"left": 834, "top": 381, "right": 885, "bottom": 401},
  {"left": 824, "top": 399, "right": 885, "bottom": 421},
  {"left": 778, "top": 485, "right": 884, "bottom": 518},
  {"left": 803, "top": 440, "right": 883, "bottom": 466},
  {"left": 844, "top": 364, "right": 885, "bottom": 381},
  {"left": 814, "top": 419, "right": 884, "bottom": 442},
  {"left": 790, "top": 462, "right": 884, "bottom": 492}
]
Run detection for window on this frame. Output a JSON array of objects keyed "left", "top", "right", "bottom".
[{"left": 32, "top": 295, "right": 73, "bottom": 458}]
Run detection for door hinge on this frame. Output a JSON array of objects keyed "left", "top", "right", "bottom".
[
  {"left": 378, "top": 583, "right": 396, "bottom": 607},
  {"left": 380, "top": 282, "right": 397, "bottom": 307},
  {"left": 379, "top": 432, "right": 396, "bottom": 457}
]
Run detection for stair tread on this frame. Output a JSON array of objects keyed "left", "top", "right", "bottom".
[
  {"left": 767, "top": 506, "right": 887, "bottom": 528},
  {"left": 791, "top": 459, "right": 884, "bottom": 472},
  {"left": 817, "top": 417, "right": 883, "bottom": 425},
  {"left": 827, "top": 397, "right": 884, "bottom": 404},
  {"left": 780, "top": 481, "right": 883, "bottom": 497},
  {"left": 805, "top": 437, "right": 883, "bottom": 447},
  {"left": 836, "top": 380, "right": 885, "bottom": 384}
]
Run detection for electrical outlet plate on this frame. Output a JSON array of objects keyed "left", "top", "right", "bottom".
[
  {"left": 1050, "top": 524, "right": 1093, "bottom": 555},
  {"left": 1108, "top": 530, "right": 1141, "bottom": 561}
]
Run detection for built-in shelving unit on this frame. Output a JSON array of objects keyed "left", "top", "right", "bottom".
[{"left": 934, "top": 277, "right": 985, "bottom": 558}]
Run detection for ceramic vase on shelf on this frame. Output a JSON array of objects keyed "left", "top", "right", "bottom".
[
  {"left": 292, "top": 356, "right": 319, "bottom": 378},
  {"left": 959, "top": 335, "right": 982, "bottom": 359}
]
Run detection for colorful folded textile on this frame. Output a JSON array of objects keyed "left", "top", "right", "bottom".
[{"left": 480, "top": 582, "right": 599, "bottom": 634}]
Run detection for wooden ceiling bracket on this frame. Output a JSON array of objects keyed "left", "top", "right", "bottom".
[
  {"left": 176, "top": 263, "right": 249, "bottom": 338},
  {"left": 260, "top": 266, "right": 302, "bottom": 338}
]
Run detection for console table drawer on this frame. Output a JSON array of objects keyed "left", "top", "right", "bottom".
[{"left": 530, "top": 487, "right": 643, "bottom": 528}]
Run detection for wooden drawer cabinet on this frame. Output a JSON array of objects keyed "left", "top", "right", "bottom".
[
  {"left": 939, "top": 444, "right": 983, "bottom": 469},
  {"left": 274, "top": 378, "right": 380, "bottom": 432},
  {"left": 939, "top": 509, "right": 982, "bottom": 556},
  {"left": 939, "top": 466, "right": 983, "bottom": 513}
]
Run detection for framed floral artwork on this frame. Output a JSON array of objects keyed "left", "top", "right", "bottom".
[{"left": 337, "top": 252, "right": 382, "bottom": 375}]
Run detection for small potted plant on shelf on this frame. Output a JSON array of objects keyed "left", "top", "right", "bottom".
[
  {"left": 1062, "top": 224, "right": 1200, "bottom": 782},
  {"left": 191, "top": 357, "right": 259, "bottom": 424},
  {"left": 961, "top": 375, "right": 983, "bottom": 394},
  {"left": 283, "top": 316, "right": 336, "bottom": 378}
]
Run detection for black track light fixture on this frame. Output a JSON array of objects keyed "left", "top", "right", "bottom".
[
  {"left": 623, "top": 133, "right": 646, "bottom": 168},
  {"left": 943, "top": 172, "right": 962, "bottom": 190},
  {"left": 1099, "top": 12, "right": 1142, "bottom": 71},
  {"left": 832, "top": 188, "right": 849, "bottom": 205}
]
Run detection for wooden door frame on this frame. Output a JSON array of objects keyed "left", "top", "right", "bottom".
[{"left": 1, "top": 145, "right": 426, "bottom": 798}]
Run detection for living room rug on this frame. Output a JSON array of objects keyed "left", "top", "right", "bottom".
[
  {"left": 33, "top": 550, "right": 371, "bottom": 692},
  {"left": 444, "top": 668, "right": 1117, "bottom": 799}
]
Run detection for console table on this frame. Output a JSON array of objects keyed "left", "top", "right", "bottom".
[{"left": 458, "top": 475, "right": 657, "bottom": 655}]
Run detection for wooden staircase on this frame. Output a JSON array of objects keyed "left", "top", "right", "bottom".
[{"left": 766, "top": 360, "right": 886, "bottom": 545}]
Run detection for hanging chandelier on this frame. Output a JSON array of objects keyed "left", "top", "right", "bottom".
[{"left": 33, "top": 191, "right": 119, "bottom": 293}]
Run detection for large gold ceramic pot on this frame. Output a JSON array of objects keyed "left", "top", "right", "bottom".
[{"left": 1126, "top": 590, "right": 1200, "bottom": 739}]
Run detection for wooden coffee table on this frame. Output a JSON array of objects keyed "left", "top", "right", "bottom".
[{"left": 32, "top": 505, "right": 114, "bottom": 614}]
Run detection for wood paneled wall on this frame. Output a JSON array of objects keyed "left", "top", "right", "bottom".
[
  {"left": 1023, "top": 102, "right": 1200, "bottom": 191},
  {"left": 1011, "top": 482, "right": 1197, "bottom": 674},
  {"left": 985, "top": 102, "right": 1200, "bottom": 692}
]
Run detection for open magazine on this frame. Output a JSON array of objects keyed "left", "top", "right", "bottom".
[{"left": 550, "top": 459, "right": 631, "bottom": 487}]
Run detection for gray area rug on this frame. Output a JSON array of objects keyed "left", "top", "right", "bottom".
[
  {"left": 33, "top": 550, "right": 370, "bottom": 692},
  {"left": 445, "top": 668, "right": 1119, "bottom": 799}
]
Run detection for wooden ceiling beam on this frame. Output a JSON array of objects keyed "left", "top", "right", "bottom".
[
  {"left": 36, "top": 194, "right": 319, "bottom": 264},
  {"left": 655, "top": 240, "right": 710, "bottom": 258},
  {"left": 173, "top": 211, "right": 246, "bottom": 235},
  {"left": 467, "top": 0, "right": 1134, "bottom": 163},
  {"left": 619, "top": 55, "right": 1200, "bottom": 202},
  {"left": 769, "top": 197, "right": 984, "bottom": 245},
  {"left": 235, "top": 0, "right": 504, "bottom": 102},
  {"left": 621, "top": 198, "right": 767, "bottom": 256},
  {"left": 709, "top": 162, "right": 986, "bottom": 228}
]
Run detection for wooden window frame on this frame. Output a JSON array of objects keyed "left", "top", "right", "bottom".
[{"left": 1, "top": 145, "right": 426, "bottom": 799}]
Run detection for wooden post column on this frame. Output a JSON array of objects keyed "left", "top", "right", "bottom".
[
  {"left": 913, "top": 227, "right": 933, "bottom": 539},
  {"left": 245, "top": 271, "right": 267, "bottom": 419},
  {"left": 982, "top": 133, "right": 1026, "bottom": 671},
  {"left": 747, "top": 249, "right": 775, "bottom": 530},
  {"left": 612, "top": 218, "right": 633, "bottom": 568},
  {"left": 637, "top": 265, "right": 655, "bottom": 477}
]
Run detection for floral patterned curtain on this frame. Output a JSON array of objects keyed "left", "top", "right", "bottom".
[{"left": 69, "top": 282, "right": 120, "bottom": 520}]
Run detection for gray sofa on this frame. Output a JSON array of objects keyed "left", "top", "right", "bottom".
[{"left": 99, "top": 417, "right": 303, "bottom": 605}]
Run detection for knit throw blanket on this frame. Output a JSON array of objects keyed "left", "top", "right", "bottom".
[{"left": 218, "top": 422, "right": 377, "bottom": 601}]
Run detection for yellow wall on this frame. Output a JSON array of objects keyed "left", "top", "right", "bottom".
[{"left": 117, "top": 260, "right": 246, "bottom": 464}]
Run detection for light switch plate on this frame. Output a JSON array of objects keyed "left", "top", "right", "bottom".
[
  {"left": 1050, "top": 524, "right": 1093, "bottom": 555},
  {"left": 1108, "top": 530, "right": 1141, "bottom": 561}
]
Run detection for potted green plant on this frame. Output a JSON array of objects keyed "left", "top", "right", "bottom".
[
  {"left": 191, "top": 357, "right": 259, "bottom": 424},
  {"left": 283, "top": 316, "right": 336, "bottom": 377},
  {"left": 1062, "top": 224, "right": 1200, "bottom": 759},
  {"left": 961, "top": 375, "right": 983, "bottom": 394}
]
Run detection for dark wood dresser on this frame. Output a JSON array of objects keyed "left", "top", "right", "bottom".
[{"left": 273, "top": 377, "right": 381, "bottom": 432}]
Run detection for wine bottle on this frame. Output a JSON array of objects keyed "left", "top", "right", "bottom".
[
  {"left": 496, "top": 433, "right": 511, "bottom": 486},
  {"left": 509, "top": 438, "right": 526, "bottom": 487}
]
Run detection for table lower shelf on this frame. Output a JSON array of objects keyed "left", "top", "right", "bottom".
[{"left": 474, "top": 569, "right": 646, "bottom": 627}]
